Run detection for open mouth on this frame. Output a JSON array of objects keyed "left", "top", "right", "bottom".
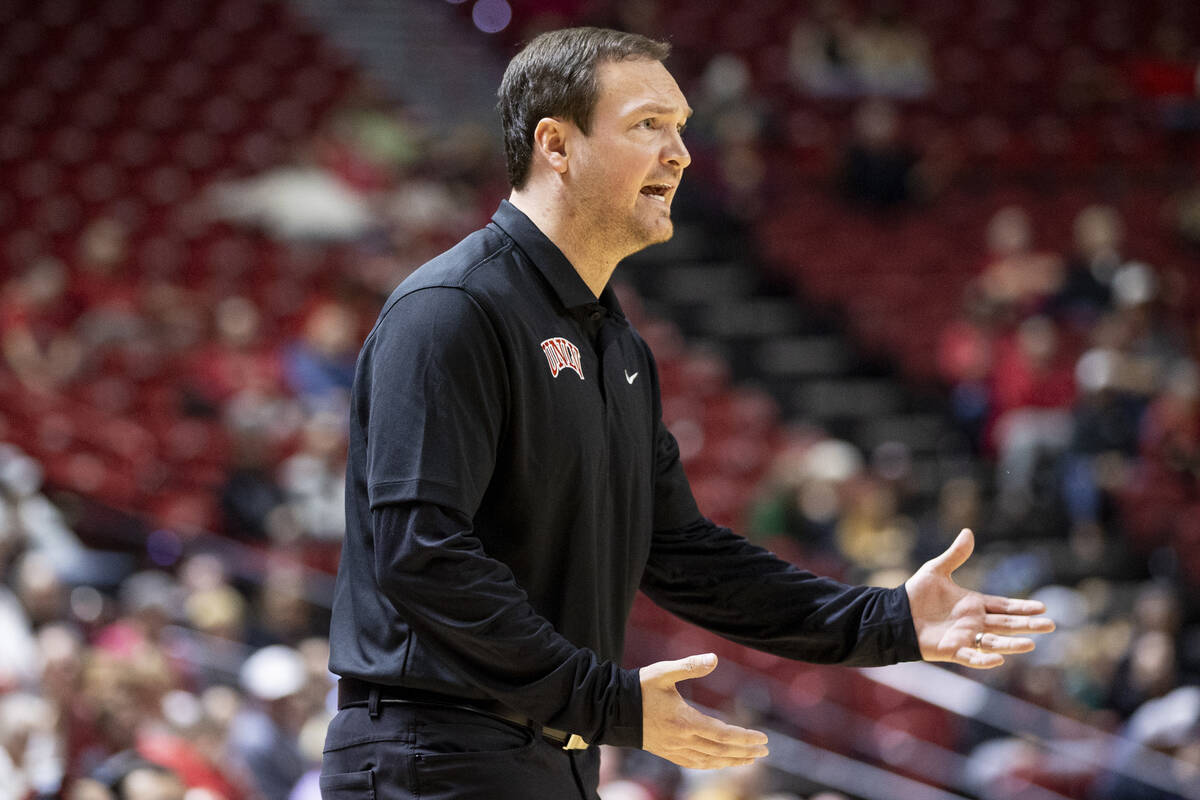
[{"left": 640, "top": 184, "right": 672, "bottom": 202}]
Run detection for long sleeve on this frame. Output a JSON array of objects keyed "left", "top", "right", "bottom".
[
  {"left": 643, "top": 373, "right": 920, "bottom": 666},
  {"left": 640, "top": 516, "right": 921, "bottom": 666},
  {"left": 371, "top": 501, "right": 643, "bottom": 747}
]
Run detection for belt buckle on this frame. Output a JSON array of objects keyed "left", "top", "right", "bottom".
[{"left": 562, "top": 733, "right": 589, "bottom": 751}]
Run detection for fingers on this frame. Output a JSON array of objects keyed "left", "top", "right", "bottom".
[
  {"left": 642, "top": 653, "right": 718, "bottom": 686},
  {"left": 954, "top": 631, "right": 1040, "bottom": 669},
  {"left": 925, "top": 528, "right": 974, "bottom": 575},
  {"left": 660, "top": 711, "right": 769, "bottom": 769},
  {"left": 662, "top": 747, "right": 763, "bottom": 770},
  {"left": 647, "top": 707, "right": 770, "bottom": 768},
  {"left": 975, "top": 633, "right": 1035, "bottom": 654},
  {"left": 984, "top": 595, "right": 1051, "bottom": 617},
  {"left": 685, "top": 706, "right": 769, "bottom": 748},
  {"left": 983, "top": 613, "right": 1056, "bottom": 633},
  {"left": 954, "top": 647, "right": 1005, "bottom": 669}
]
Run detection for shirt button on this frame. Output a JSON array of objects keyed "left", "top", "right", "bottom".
[{"left": 590, "top": 309, "right": 603, "bottom": 321}]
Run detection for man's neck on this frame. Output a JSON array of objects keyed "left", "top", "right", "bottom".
[{"left": 508, "top": 190, "right": 616, "bottom": 299}]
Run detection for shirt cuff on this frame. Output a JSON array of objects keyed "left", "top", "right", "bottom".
[
  {"left": 599, "top": 667, "right": 644, "bottom": 749},
  {"left": 889, "top": 584, "right": 923, "bottom": 663}
]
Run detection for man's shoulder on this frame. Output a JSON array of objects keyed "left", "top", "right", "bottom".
[
  {"left": 366, "top": 224, "right": 524, "bottom": 343},
  {"left": 393, "top": 224, "right": 514, "bottom": 300}
]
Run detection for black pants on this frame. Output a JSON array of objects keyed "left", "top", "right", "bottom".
[{"left": 320, "top": 703, "right": 601, "bottom": 799}]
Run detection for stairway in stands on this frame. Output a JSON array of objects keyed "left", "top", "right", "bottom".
[
  {"left": 619, "top": 200, "right": 973, "bottom": 512},
  {"left": 287, "top": 0, "right": 503, "bottom": 130}
]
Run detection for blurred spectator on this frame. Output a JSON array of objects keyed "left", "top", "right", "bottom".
[
  {"left": 92, "top": 571, "right": 180, "bottom": 659},
  {"left": 837, "top": 99, "right": 919, "bottom": 210},
  {"left": 0, "top": 692, "right": 63, "bottom": 798},
  {"left": 690, "top": 53, "right": 769, "bottom": 219},
  {"left": 1128, "top": 23, "right": 1200, "bottom": 136},
  {"left": 0, "top": 573, "right": 40, "bottom": 691},
  {"left": 1110, "top": 262, "right": 1188, "bottom": 388},
  {"left": 0, "top": 444, "right": 94, "bottom": 582},
  {"left": 219, "top": 430, "right": 285, "bottom": 542},
  {"left": 978, "top": 206, "right": 1064, "bottom": 318},
  {"left": 72, "top": 218, "right": 145, "bottom": 375},
  {"left": 990, "top": 316, "right": 1076, "bottom": 517},
  {"left": 12, "top": 551, "right": 68, "bottom": 629},
  {"left": 277, "top": 410, "right": 347, "bottom": 543},
  {"left": 915, "top": 476, "right": 983, "bottom": 564},
  {"left": 938, "top": 283, "right": 1003, "bottom": 447},
  {"left": 788, "top": 0, "right": 861, "bottom": 97},
  {"left": 1062, "top": 348, "right": 1143, "bottom": 542},
  {"left": 746, "top": 435, "right": 864, "bottom": 571},
  {"left": 226, "top": 646, "right": 313, "bottom": 800},
  {"left": 281, "top": 301, "right": 358, "bottom": 411},
  {"left": 789, "top": 0, "right": 932, "bottom": 99},
  {"left": 0, "top": 257, "right": 85, "bottom": 393},
  {"left": 852, "top": 2, "right": 934, "bottom": 98},
  {"left": 249, "top": 562, "right": 324, "bottom": 646},
  {"left": 1049, "top": 205, "right": 1125, "bottom": 330},
  {"left": 683, "top": 762, "right": 768, "bottom": 799},
  {"left": 72, "top": 645, "right": 172, "bottom": 780},
  {"left": 138, "top": 689, "right": 244, "bottom": 800},
  {"left": 834, "top": 476, "right": 916, "bottom": 574},
  {"left": 1108, "top": 629, "right": 1181, "bottom": 719},
  {"left": 1130, "top": 360, "right": 1200, "bottom": 513},
  {"left": 187, "top": 296, "right": 283, "bottom": 412},
  {"left": 77, "top": 751, "right": 187, "bottom": 800}
]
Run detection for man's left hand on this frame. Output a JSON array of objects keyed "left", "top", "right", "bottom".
[{"left": 905, "top": 528, "right": 1055, "bottom": 669}]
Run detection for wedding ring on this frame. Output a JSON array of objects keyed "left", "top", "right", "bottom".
[{"left": 974, "top": 631, "right": 985, "bottom": 651}]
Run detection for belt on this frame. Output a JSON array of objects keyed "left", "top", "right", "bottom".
[{"left": 336, "top": 678, "right": 589, "bottom": 751}]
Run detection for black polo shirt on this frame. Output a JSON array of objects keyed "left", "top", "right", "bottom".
[{"left": 329, "top": 200, "right": 920, "bottom": 749}]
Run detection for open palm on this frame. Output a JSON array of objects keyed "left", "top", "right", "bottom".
[{"left": 905, "top": 529, "right": 1055, "bottom": 668}]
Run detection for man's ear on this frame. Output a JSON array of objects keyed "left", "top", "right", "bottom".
[{"left": 532, "top": 117, "right": 570, "bottom": 175}]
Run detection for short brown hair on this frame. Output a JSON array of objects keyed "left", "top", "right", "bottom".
[{"left": 498, "top": 27, "right": 670, "bottom": 188}]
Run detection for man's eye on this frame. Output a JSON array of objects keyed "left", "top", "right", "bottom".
[
  {"left": 638, "top": 118, "right": 656, "bottom": 130},
  {"left": 677, "top": 123, "right": 687, "bottom": 135}
]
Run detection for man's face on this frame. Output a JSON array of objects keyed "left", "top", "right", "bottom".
[{"left": 566, "top": 58, "right": 692, "bottom": 256}]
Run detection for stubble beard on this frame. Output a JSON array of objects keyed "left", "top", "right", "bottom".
[{"left": 592, "top": 198, "right": 675, "bottom": 262}]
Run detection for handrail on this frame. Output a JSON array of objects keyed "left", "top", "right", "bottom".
[
  {"left": 859, "top": 661, "right": 1200, "bottom": 800},
  {"left": 645, "top": 627, "right": 1074, "bottom": 800}
]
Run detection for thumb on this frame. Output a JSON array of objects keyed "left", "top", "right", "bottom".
[
  {"left": 925, "top": 528, "right": 974, "bottom": 576},
  {"left": 643, "top": 653, "right": 718, "bottom": 687}
]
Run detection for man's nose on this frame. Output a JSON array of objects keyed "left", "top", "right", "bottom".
[{"left": 663, "top": 131, "right": 691, "bottom": 170}]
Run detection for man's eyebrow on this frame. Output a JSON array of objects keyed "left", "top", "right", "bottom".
[{"left": 627, "top": 102, "right": 694, "bottom": 119}]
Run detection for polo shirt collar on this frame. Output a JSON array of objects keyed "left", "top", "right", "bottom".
[{"left": 491, "top": 200, "right": 625, "bottom": 318}]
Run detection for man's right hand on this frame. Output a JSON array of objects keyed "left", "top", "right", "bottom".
[{"left": 640, "top": 653, "right": 769, "bottom": 769}]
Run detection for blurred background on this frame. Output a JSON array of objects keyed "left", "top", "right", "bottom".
[{"left": 1, "top": 0, "right": 1199, "bottom": 798}]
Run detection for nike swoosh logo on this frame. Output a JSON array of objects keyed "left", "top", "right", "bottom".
[{"left": 625, "top": 370, "right": 639, "bottom": 384}]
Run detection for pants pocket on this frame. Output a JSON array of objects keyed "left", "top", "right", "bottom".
[
  {"left": 319, "top": 768, "right": 375, "bottom": 799},
  {"left": 411, "top": 707, "right": 537, "bottom": 762}
]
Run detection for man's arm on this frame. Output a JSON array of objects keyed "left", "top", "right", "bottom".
[
  {"left": 641, "top": 514, "right": 920, "bottom": 665},
  {"left": 633, "top": 347, "right": 1054, "bottom": 769},
  {"left": 642, "top": 354, "right": 1053, "bottom": 670},
  {"left": 370, "top": 500, "right": 643, "bottom": 746}
]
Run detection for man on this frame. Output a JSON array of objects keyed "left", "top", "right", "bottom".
[{"left": 321, "top": 27, "right": 1055, "bottom": 799}]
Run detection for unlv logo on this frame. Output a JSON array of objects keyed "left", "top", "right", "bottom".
[{"left": 540, "top": 337, "right": 584, "bottom": 380}]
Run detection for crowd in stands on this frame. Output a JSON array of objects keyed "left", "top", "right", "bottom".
[{"left": 2, "top": 0, "right": 1200, "bottom": 798}]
